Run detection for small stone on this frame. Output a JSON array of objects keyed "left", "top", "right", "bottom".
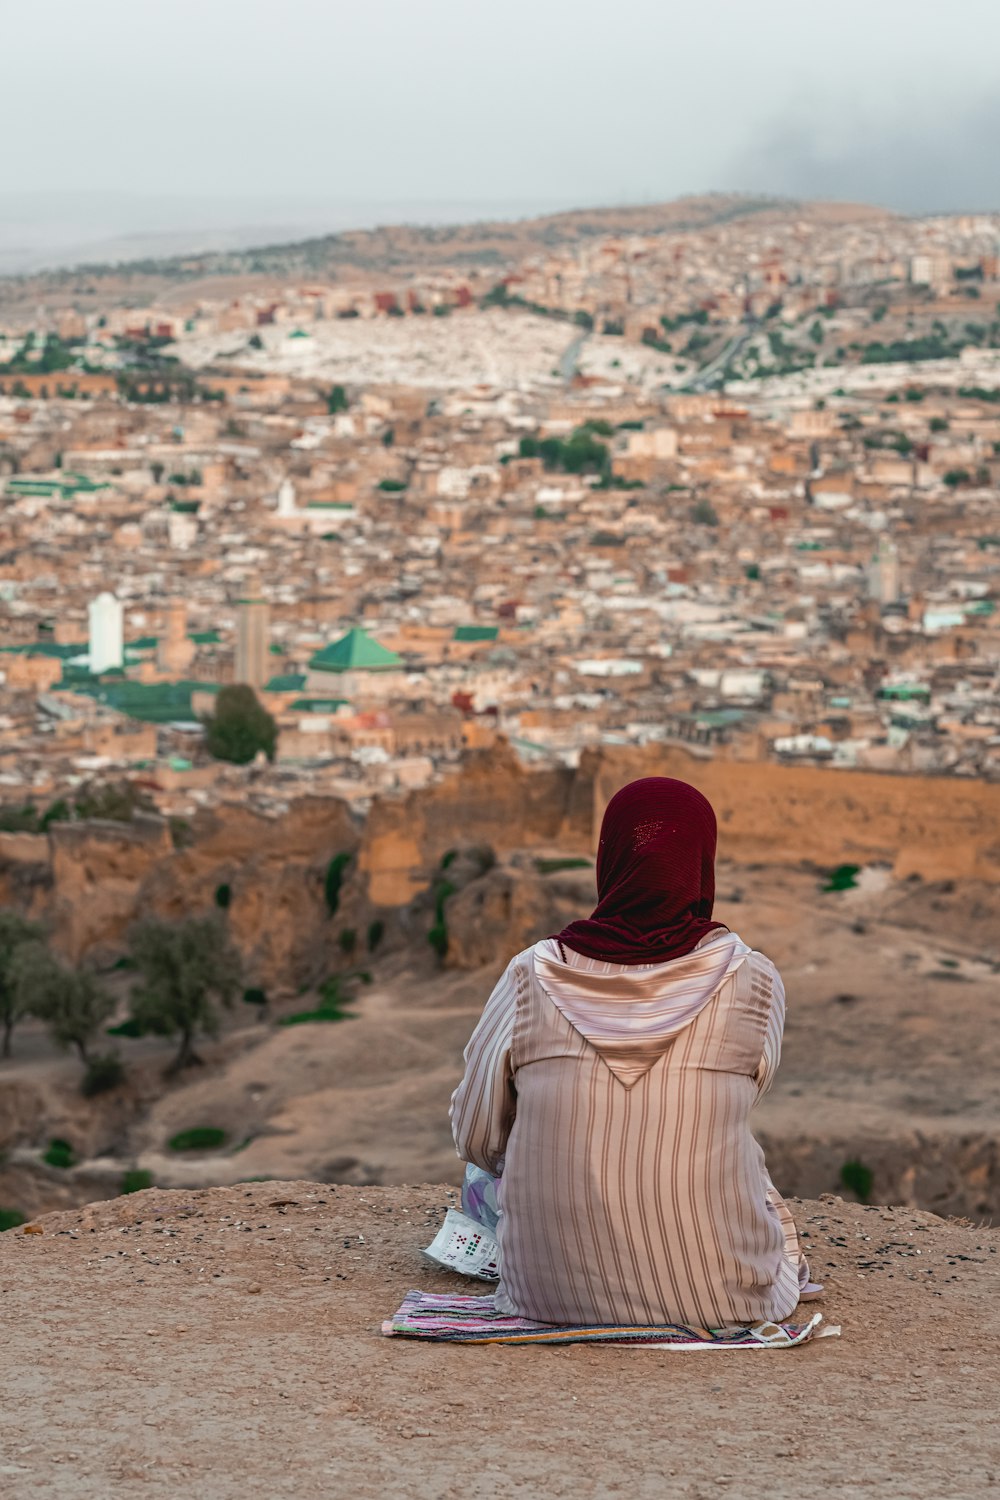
[
  {"left": 22, "top": 1224, "right": 43, "bottom": 1236},
  {"left": 247, "top": 1284, "right": 263, "bottom": 1294}
]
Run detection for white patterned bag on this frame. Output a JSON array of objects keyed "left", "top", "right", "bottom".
[{"left": 423, "top": 1208, "right": 501, "bottom": 1281}]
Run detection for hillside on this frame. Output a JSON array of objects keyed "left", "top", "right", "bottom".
[
  {"left": 3, "top": 859, "right": 999, "bottom": 1227},
  {"left": 1, "top": 1181, "right": 997, "bottom": 1500},
  {"left": 0, "top": 192, "right": 895, "bottom": 305}
]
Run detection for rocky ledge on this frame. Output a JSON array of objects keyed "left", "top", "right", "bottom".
[{"left": 2, "top": 1182, "right": 998, "bottom": 1500}]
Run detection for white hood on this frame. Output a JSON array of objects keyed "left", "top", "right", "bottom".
[{"left": 533, "top": 933, "right": 750, "bottom": 1089}]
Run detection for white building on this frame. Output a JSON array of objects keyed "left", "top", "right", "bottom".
[
  {"left": 276, "top": 478, "right": 297, "bottom": 518},
  {"left": 868, "top": 539, "right": 901, "bottom": 606},
  {"left": 88, "top": 592, "right": 124, "bottom": 674}
]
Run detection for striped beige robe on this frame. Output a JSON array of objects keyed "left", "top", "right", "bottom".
[{"left": 450, "top": 932, "right": 809, "bottom": 1327}]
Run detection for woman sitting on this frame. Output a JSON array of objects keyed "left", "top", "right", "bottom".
[{"left": 449, "top": 776, "right": 818, "bottom": 1329}]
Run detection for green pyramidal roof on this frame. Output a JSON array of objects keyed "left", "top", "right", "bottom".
[{"left": 309, "top": 627, "right": 401, "bottom": 674}]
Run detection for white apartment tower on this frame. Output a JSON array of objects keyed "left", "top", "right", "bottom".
[
  {"left": 276, "top": 478, "right": 297, "bottom": 518},
  {"left": 88, "top": 591, "right": 124, "bottom": 674}
]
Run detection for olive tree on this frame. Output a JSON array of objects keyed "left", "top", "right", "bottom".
[
  {"left": 0, "top": 911, "right": 45, "bottom": 1058},
  {"left": 129, "top": 915, "right": 242, "bottom": 1072}
]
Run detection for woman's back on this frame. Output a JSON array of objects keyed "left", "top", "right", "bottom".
[{"left": 453, "top": 932, "right": 801, "bottom": 1328}]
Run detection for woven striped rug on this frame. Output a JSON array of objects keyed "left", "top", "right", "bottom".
[{"left": 383, "top": 1291, "right": 838, "bottom": 1348}]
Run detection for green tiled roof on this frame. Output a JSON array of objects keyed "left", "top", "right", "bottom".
[
  {"left": 5, "top": 472, "right": 109, "bottom": 500},
  {"left": 308, "top": 627, "right": 400, "bottom": 674},
  {"left": 265, "top": 673, "right": 307, "bottom": 692},
  {"left": 0, "top": 641, "right": 86, "bottom": 659},
  {"left": 71, "top": 679, "right": 220, "bottom": 724},
  {"left": 453, "top": 625, "right": 499, "bottom": 643},
  {"left": 290, "top": 697, "right": 349, "bottom": 713},
  {"left": 877, "top": 684, "right": 930, "bottom": 701}
]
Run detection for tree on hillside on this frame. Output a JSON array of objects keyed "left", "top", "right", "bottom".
[
  {"left": 25, "top": 949, "right": 116, "bottom": 1065},
  {"left": 128, "top": 915, "right": 242, "bottom": 1071},
  {"left": 203, "top": 684, "right": 277, "bottom": 765},
  {"left": 327, "top": 384, "right": 348, "bottom": 413},
  {"left": 0, "top": 911, "right": 46, "bottom": 1058}
]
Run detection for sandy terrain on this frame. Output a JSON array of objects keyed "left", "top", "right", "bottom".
[{"left": 1, "top": 1180, "right": 997, "bottom": 1500}]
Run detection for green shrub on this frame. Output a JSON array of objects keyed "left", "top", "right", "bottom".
[
  {"left": 107, "top": 1017, "right": 146, "bottom": 1037},
  {"left": 40, "top": 798, "right": 71, "bottom": 831},
  {"left": 242, "top": 987, "right": 268, "bottom": 1007},
  {"left": 169, "top": 816, "right": 194, "bottom": 849},
  {"left": 214, "top": 882, "right": 232, "bottom": 910},
  {"left": 839, "top": 1159, "right": 874, "bottom": 1203},
  {"left": 427, "top": 877, "right": 456, "bottom": 960},
  {"left": 366, "top": 919, "right": 385, "bottom": 953},
  {"left": 324, "top": 852, "right": 352, "bottom": 916},
  {"left": 0, "top": 1208, "right": 26, "bottom": 1232},
  {"left": 338, "top": 927, "right": 357, "bottom": 955},
  {"left": 823, "top": 864, "right": 861, "bottom": 892},
  {"left": 120, "top": 1170, "right": 153, "bottom": 1195},
  {"left": 203, "top": 684, "right": 277, "bottom": 765},
  {"left": 43, "top": 1138, "right": 75, "bottom": 1170},
  {"left": 279, "top": 1007, "right": 340, "bottom": 1026},
  {"left": 279, "top": 974, "right": 354, "bottom": 1026},
  {"left": 81, "top": 1053, "right": 125, "bottom": 1097},
  {"left": 690, "top": 498, "right": 719, "bottom": 527},
  {"left": 0, "top": 803, "right": 41, "bottom": 834},
  {"left": 534, "top": 857, "right": 592, "bottom": 875},
  {"left": 168, "top": 1127, "right": 227, "bottom": 1153}
]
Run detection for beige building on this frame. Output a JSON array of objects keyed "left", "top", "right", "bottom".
[{"left": 235, "top": 595, "right": 270, "bottom": 688}]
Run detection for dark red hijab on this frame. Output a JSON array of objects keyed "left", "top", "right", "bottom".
[{"left": 555, "top": 777, "right": 727, "bottom": 965}]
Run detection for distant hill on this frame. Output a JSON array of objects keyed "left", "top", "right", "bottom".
[{"left": 0, "top": 193, "right": 897, "bottom": 299}]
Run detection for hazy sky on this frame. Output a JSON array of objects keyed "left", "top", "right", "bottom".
[{"left": 3, "top": 0, "right": 1000, "bottom": 250}]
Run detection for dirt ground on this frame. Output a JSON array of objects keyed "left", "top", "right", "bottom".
[{"left": 1, "top": 1181, "right": 998, "bottom": 1500}]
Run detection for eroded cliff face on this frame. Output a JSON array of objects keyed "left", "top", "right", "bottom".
[
  {"left": 585, "top": 745, "right": 1000, "bottom": 882},
  {"left": 0, "top": 832, "right": 52, "bottom": 917},
  {"left": 41, "top": 799, "right": 359, "bottom": 986},
  {"left": 358, "top": 741, "right": 585, "bottom": 906},
  {"left": 5, "top": 742, "right": 999, "bottom": 981},
  {"left": 138, "top": 799, "right": 360, "bottom": 987},
  {"left": 48, "top": 815, "right": 175, "bottom": 963},
  {"left": 441, "top": 864, "right": 593, "bottom": 971}
]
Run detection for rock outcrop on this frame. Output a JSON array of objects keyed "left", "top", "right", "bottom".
[{"left": 3, "top": 740, "right": 999, "bottom": 985}]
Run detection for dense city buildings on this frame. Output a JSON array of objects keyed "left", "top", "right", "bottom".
[{"left": 0, "top": 196, "right": 998, "bottom": 828}]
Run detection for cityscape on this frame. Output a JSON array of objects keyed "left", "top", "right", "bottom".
[
  {"left": 3, "top": 0, "right": 1000, "bottom": 1465},
  {"left": 1, "top": 194, "right": 999, "bottom": 835}
]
